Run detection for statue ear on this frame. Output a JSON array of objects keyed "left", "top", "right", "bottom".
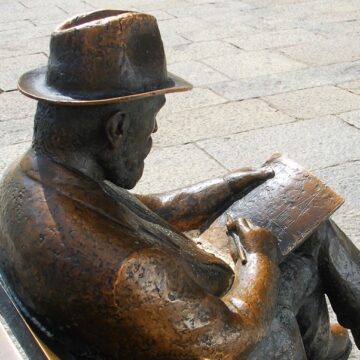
[{"left": 105, "top": 112, "right": 129, "bottom": 149}]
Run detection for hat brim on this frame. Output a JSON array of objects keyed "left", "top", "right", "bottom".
[{"left": 18, "top": 66, "right": 192, "bottom": 106}]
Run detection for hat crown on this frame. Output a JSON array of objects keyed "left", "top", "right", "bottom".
[{"left": 46, "top": 10, "right": 169, "bottom": 99}]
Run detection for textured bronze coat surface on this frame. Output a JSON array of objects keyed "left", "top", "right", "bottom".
[{"left": 1, "top": 151, "right": 279, "bottom": 359}]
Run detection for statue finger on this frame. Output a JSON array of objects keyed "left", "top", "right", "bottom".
[{"left": 236, "top": 217, "right": 251, "bottom": 234}]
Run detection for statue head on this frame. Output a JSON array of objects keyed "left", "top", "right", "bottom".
[
  {"left": 33, "top": 95, "right": 165, "bottom": 189},
  {"left": 18, "top": 9, "right": 192, "bottom": 188}
]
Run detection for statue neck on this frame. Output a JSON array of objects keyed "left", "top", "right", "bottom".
[{"left": 33, "top": 146, "right": 106, "bottom": 184}]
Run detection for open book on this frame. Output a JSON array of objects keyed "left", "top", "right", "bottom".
[{"left": 215, "top": 154, "right": 344, "bottom": 258}]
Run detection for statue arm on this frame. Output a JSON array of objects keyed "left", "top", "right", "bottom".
[
  {"left": 136, "top": 168, "right": 273, "bottom": 232},
  {"left": 114, "top": 224, "right": 279, "bottom": 358}
]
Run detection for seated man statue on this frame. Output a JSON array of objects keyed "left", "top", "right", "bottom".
[{"left": 0, "top": 9, "right": 359, "bottom": 360}]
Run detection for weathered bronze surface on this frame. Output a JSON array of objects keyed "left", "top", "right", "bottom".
[
  {"left": 216, "top": 154, "right": 344, "bottom": 257},
  {"left": 0, "top": 9, "right": 360, "bottom": 360},
  {"left": 18, "top": 10, "right": 192, "bottom": 105}
]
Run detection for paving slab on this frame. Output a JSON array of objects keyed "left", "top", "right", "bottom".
[
  {"left": 0, "top": 24, "right": 53, "bottom": 47},
  {"left": 161, "top": 87, "right": 227, "bottom": 115},
  {"left": 254, "top": 7, "right": 360, "bottom": 31},
  {"left": 314, "top": 161, "right": 360, "bottom": 212},
  {"left": 337, "top": 110, "right": 360, "bottom": 129},
  {"left": 338, "top": 80, "right": 360, "bottom": 95},
  {"left": 0, "top": 36, "right": 50, "bottom": 59},
  {"left": 203, "top": 50, "right": 307, "bottom": 80},
  {"left": 18, "top": 0, "right": 95, "bottom": 14},
  {"left": 197, "top": 116, "right": 360, "bottom": 171},
  {"left": 161, "top": 32, "right": 190, "bottom": 48},
  {"left": 0, "top": 141, "right": 30, "bottom": 178},
  {"left": 244, "top": 0, "right": 313, "bottom": 5},
  {"left": 279, "top": 36, "right": 360, "bottom": 66},
  {"left": 146, "top": 10, "right": 175, "bottom": 21},
  {"left": 0, "top": 4, "right": 66, "bottom": 23},
  {"left": 181, "top": 22, "right": 256, "bottom": 43},
  {"left": 210, "top": 61, "right": 360, "bottom": 101},
  {"left": 250, "top": 0, "right": 360, "bottom": 24},
  {"left": 0, "top": 117, "right": 33, "bottom": 148},
  {"left": 155, "top": 99, "right": 295, "bottom": 146},
  {"left": 0, "top": 91, "right": 36, "bottom": 122},
  {"left": 197, "top": 11, "right": 268, "bottom": 32},
  {"left": 51, "top": 1, "right": 96, "bottom": 14},
  {"left": 309, "top": 20, "right": 360, "bottom": 38},
  {"left": 333, "top": 208, "right": 360, "bottom": 249},
  {"left": 165, "top": 1, "right": 254, "bottom": 18},
  {"left": 0, "top": 2, "right": 27, "bottom": 18},
  {"left": 0, "top": 19, "right": 34, "bottom": 32},
  {"left": 158, "top": 16, "right": 210, "bottom": 38},
  {"left": 134, "top": 143, "right": 227, "bottom": 194},
  {"left": 304, "top": 9, "right": 360, "bottom": 25},
  {"left": 0, "top": 53, "right": 47, "bottom": 91},
  {"left": 351, "top": 347, "right": 360, "bottom": 360},
  {"left": 165, "top": 41, "right": 241, "bottom": 64},
  {"left": 122, "top": 0, "right": 193, "bottom": 11},
  {"left": 80, "top": 0, "right": 138, "bottom": 9},
  {"left": 226, "top": 28, "right": 324, "bottom": 51},
  {"left": 263, "top": 86, "right": 360, "bottom": 119},
  {"left": 168, "top": 61, "right": 229, "bottom": 86}
]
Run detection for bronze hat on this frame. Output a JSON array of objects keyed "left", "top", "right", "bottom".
[{"left": 18, "top": 10, "right": 192, "bottom": 106}]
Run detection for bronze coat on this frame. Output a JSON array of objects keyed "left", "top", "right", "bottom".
[{"left": 0, "top": 150, "right": 246, "bottom": 359}]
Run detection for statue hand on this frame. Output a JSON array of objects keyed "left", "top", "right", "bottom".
[
  {"left": 235, "top": 217, "right": 280, "bottom": 264},
  {"left": 223, "top": 167, "right": 274, "bottom": 196}
]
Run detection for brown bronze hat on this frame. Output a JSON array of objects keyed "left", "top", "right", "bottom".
[{"left": 18, "top": 10, "right": 192, "bottom": 105}]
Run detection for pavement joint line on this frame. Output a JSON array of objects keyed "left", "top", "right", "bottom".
[
  {"left": 27, "top": 19, "right": 38, "bottom": 27},
  {"left": 153, "top": 118, "right": 301, "bottom": 149},
  {"left": 0, "top": 140, "right": 31, "bottom": 150},
  {"left": 81, "top": 0, "right": 92, "bottom": 5},
  {"left": 0, "top": 50, "right": 49, "bottom": 61},
  {"left": 335, "top": 116, "right": 360, "bottom": 132},
  {"left": 186, "top": 113, "right": 360, "bottom": 148},
  {"left": 193, "top": 142, "right": 230, "bottom": 172},
  {"left": 82, "top": 0, "right": 96, "bottom": 9},
  {"left": 163, "top": 90, "right": 231, "bottom": 114},
  {"left": 209, "top": 61, "right": 360, "bottom": 101},
  {"left": 55, "top": 5, "right": 69, "bottom": 15},
  {"left": 225, "top": 41, "right": 245, "bottom": 51},
  {"left": 257, "top": 97, "right": 302, "bottom": 120},
  {"left": 259, "top": 100, "right": 360, "bottom": 120},
  {"left": 277, "top": 45, "right": 360, "bottom": 68},
  {"left": 18, "top": 0, "right": 28, "bottom": 9},
  {"left": 196, "top": 59, "right": 233, "bottom": 81},
  {"left": 334, "top": 83, "right": 360, "bottom": 96},
  {"left": 206, "top": 82, "right": 235, "bottom": 101},
  {"left": 225, "top": 32, "right": 328, "bottom": 52},
  {"left": 314, "top": 159, "right": 360, "bottom": 172},
  {"left": 162, "top": 9, "right": 178, "bottom": 19},
  {"left": 273, "top": 48, "right": 311, "bottom": 67},
  {"left": 169, "top": 45, "right": 248, "bottom": 65}
]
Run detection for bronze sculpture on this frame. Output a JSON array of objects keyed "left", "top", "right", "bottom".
[{"left": 0, "top": 9, "right": 359, "bottom": 359}]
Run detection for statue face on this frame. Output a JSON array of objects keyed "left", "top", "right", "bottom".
[{"left": 100, "top": 95, "right": 166, "bottom": 189}]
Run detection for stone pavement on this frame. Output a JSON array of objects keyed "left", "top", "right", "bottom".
[{"left": 0, "top": 0, "right": 359, "bottom": 358}]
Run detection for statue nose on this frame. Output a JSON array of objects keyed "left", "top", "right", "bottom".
[{"left": 153, "top": 120, "right": 158, "bottom": 133}]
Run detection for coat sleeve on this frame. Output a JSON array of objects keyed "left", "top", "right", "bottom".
[{"left": 112, "top": 248, "right": 278, "bottom": 359}]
